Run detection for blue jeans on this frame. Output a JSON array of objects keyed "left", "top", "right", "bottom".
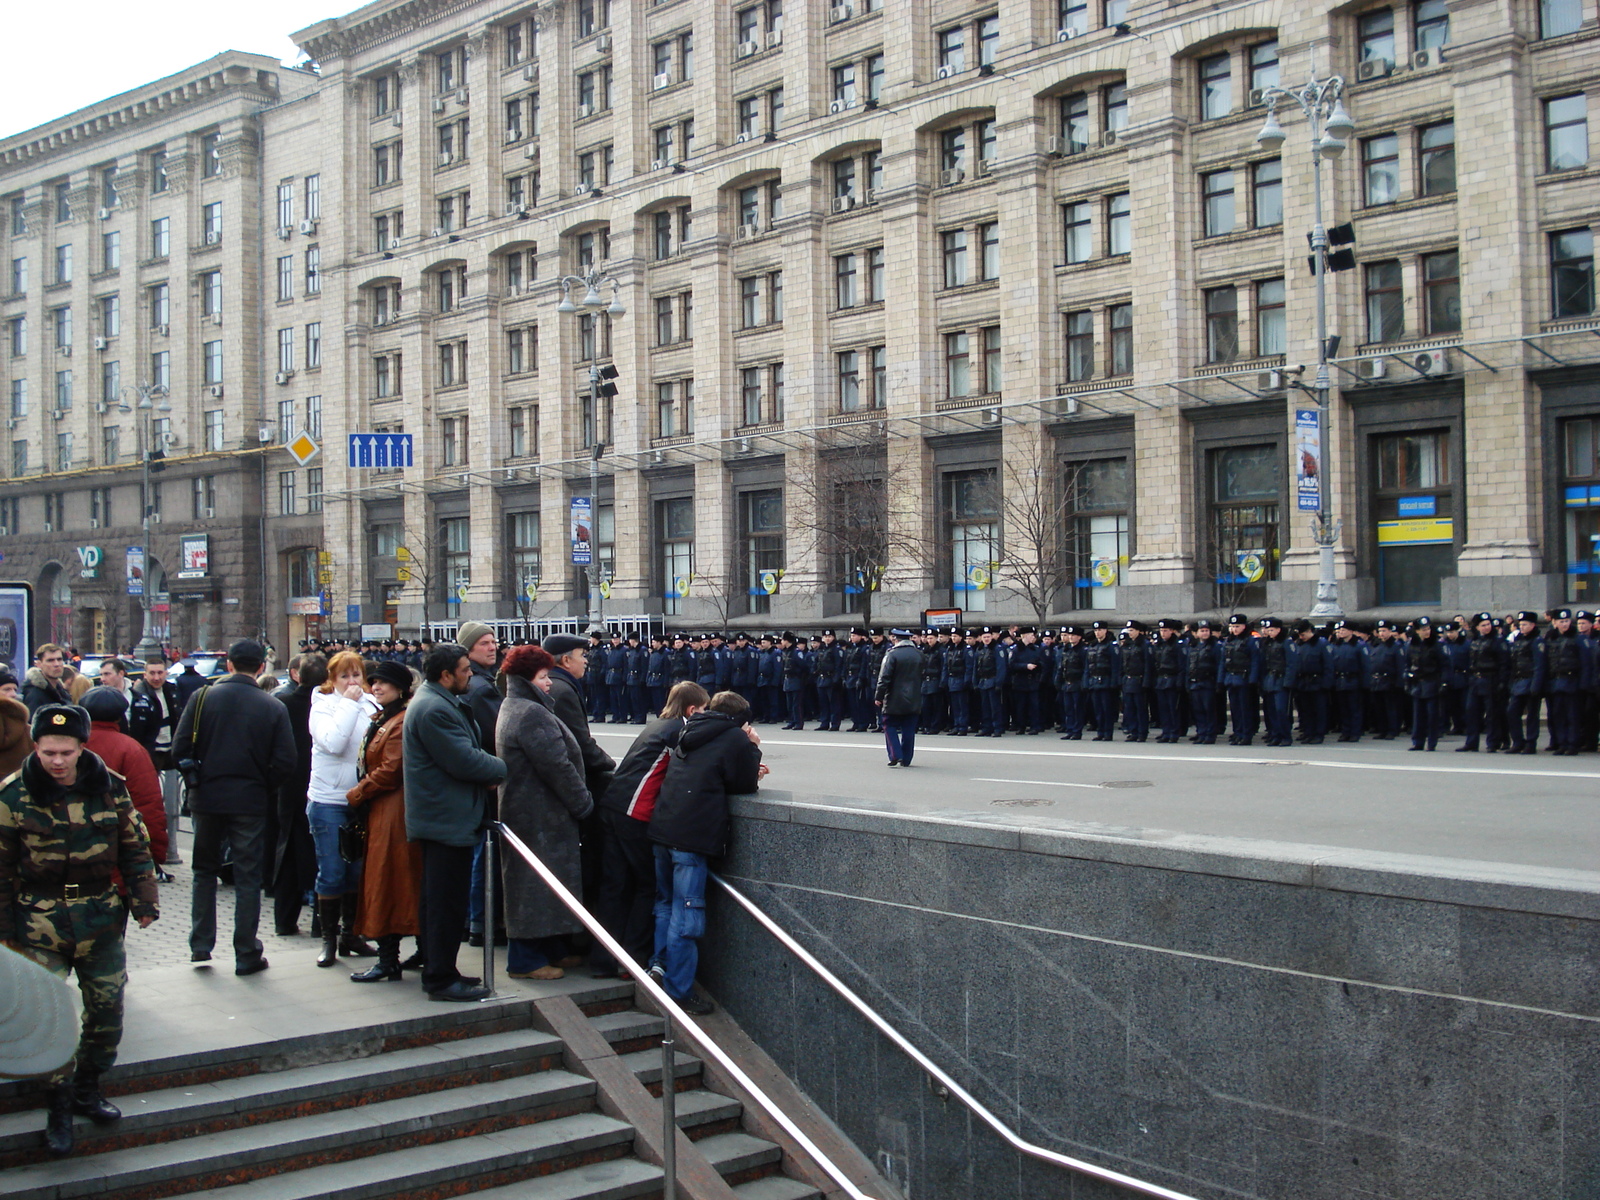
[
  {"left": 307, "top": 801, "right": 360, "bottom": 896},
  {"left": 883, "top": 714, "right": 918, "bottom": 765},
  {"left": 508, "top": 935, "right": 567, "bottom": 974},
  {"left": 652, "top": 847, "right": 708, "bottom": 1001}
]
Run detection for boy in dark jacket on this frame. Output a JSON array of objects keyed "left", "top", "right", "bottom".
[{"left": 646, "top": 691, "right": 765, "bottom": 1014}]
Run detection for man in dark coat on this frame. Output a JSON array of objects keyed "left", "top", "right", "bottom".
[
  {"left": 542, "top": 633, "right": 618, "bottom": 918},
  {"left": 172, "top": 640, "right": 296, "bottom": 976},
  {"left": 129, "top": 655, "right": 183, "bottom": 864},
  {"left": 647, "top": 691, "right": 763, "bottom": 1014},
  {"left": 456, "top": 620, "right": 504, "bottom": 948},
  {"left": 270, "top": 653, "right": 324, "bottom": 936},
  {"left": 22, "top": 644, "right": 74, "bottom": 714},
  {"left": 875, "top": 629, "right": 925, "bottom": 767}
]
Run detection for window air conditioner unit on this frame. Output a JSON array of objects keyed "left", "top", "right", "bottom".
[
  {"left": 594, "top": 33, "right": 612, "bottom": 54},
  {"left": 737, "top": 41, "right": 760, "bottom": 58},
  {"left": 1257, "top": 369, "right": 1288, "bottom": 391},
  {"left": 1412, "top": 348, "right": 1451, "bottom": 376},
  {"left": 277, "top": 226, "right": 293, "bottom": 240},
  {"left": 42, "top": 522, "right": 52, "bottom": 532},
  {"left": 653, "top": 73, "right": 672, "bottom": 90},
  {"left": 208, "top": 385, "right": 224, "bottom": 398},
  {"left": 863, "top": 187, "right": 876, "bottom": 204},
  {"left": 829, "top": 99, "right": 852, "bottom": 114},
  {"left": 941, "top": 168, "right": 965, "bottom": 186},
  {"left": 1410, "top": 47, "right": 1444, "bottom": 70},
  {"left": 506, "top": 202, "right": 529, "bottom": 216},
  {"left": 975, "top": 159, "right": 991, "bottom": 176},
  {"left": 430, "top": 227, "right": 446, "bottom": 237},
  {"left": 830, "top": 4, "right": 854, "bottom": 23},
  {"left": 981, "top": 406, "right": 1001, "bottom": 425},
  {"left": 391, "top": 113, "right": 403, "bottom": 127},
  {"left": 832, "top": 195, "right": 856, "bottom": 213},
  {"left": 204, "top": 231, "right": 220, "bottom": 245},
  {"left": 211, "top": 313, "right": 223, "bottom": 326},
  {"left": 52, "top": 409, "right": 65, "bottom": 421},
  {"left": 455, "top": 88, "right": 470, "bottom": 105},
  {"left": 523, "top": 63, "right": 539, "bottom": 82},
  {"left": 1356, "top": 58, "right": 1393, "bottom": 81},
  {"left": 937, "top": 64, "right": 958, "bottom": 80},
  {"left": 505, "top": 129, "right": 522, "bottom": 143},
  {"left": 94, "top": 402, "right": 107, "bottom": 414},
  {"left": 578, "top": 103, "right": 595, "bottom": 118},
  {"left": 735, "top": 132, "right": 753, "bottom": 143},
  {"left": 651, "top": 159, "right": 669, "bottom": 171},
  {"left": 767, "top": 29, "right": 783, "bottom": 47},
  {"left": 275, "top": 371, "right": 294, "bottom": 385},
  {"left": 439, "top": 152, "right": 454, "bottom": 166},
  {"left": 1357, "top": 356, "right": 1388, "bottom": 380},
  {"left": 573, "top": 182, "right": 594, "bottom": 196},
  {"left": 156, "top": 324, "right": 170, "bottom": 337},
  {"left": 388, "top": 238, "right": 403, "bottom": 249},
  {"left": 1057, "top": 26, "right": 1080, "bottom": 41},
  {"left": 1101, "top": 129, "right": 1119, "bottom": 146},
  {"left": 149, "top": 513, "right": 161, "bottom": 523},
  {"left": 203, "top": 506, "right": 215, "bottom": 519},
  {"left": 163, "top": 432, "right": 178, "bottom": 446},
  {"left": 0, "top": 525, "right": 7, "bottom": 534},
  {"left": 89, "top": 518, "right": 101, "bottom": 529},
  {"left": 59, "top": 344, "right": 71, "bottom": 357},
  {"left": 94, "top": 337, "right": 108, "bottom": 351},
  {"left": 258, "top": 425, "right": 274, "bottom": 442},
  {"left": 432, "top": 98, "right": 447, "bottom": 113},
  {"left": 299, "top": 220, "right": 318, "bottom": 235},
  {"left": 1248, "top": 88, "right": 1269, "bottom": 107},
  {"left": 98, "top": 207, "right": 113, "bottom": 220},
  {"left": 523, "top": 143, "right": 540, "bottom": 160},
  {"left": 737, "top": 223, "right": 760, "bottom": 239},
  {"left": 1046, "top": 135, "right": 1068, "bottom": 156}
]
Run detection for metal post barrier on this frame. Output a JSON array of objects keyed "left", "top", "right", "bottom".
[
  {"left": 481, "top": 824, "right": 496, "bottom": 995},
  {"left": 661, "top": 1009, "right": 678, "bottom": 1200}
]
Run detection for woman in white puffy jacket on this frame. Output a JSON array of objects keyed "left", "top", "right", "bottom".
[{"left": 307, "top": 650, "right": 381, "bottom": 967}]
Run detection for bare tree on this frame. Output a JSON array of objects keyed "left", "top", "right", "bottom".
[
  {"left": 992, "top": 442, "right": 1078, "bottom": 626},
  {"left": 786, "top": 431, "right": 926, "bottom": 630},
  {"left": 393, "top": 518, "right": 444, "bottom": 635}
]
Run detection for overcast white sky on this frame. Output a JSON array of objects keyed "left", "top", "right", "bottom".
[{"left": 2, "top": 0, "right": 356, "bottom": 140}]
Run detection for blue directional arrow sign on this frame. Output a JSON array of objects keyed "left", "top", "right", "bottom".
[{"left": 348, "top": 433, "right": 414, "bottom": 469}]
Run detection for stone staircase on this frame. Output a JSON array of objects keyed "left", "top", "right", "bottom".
[{"left": 0, "top": 984, "right": 826, "bottom": 1200}]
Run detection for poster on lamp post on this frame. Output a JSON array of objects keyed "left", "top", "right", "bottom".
[
  {"left": 570, "top": 497, "right": 593, "bottom": 565},
  {"left": 1295, "top": 408, "right": 1321, "bottom": 513},
  {"left": 126, "top": 546, "right": 145, "bottom": 596}
]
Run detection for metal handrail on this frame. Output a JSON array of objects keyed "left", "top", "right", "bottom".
[
  {"left": 711, "top": 872, "right": 1204, "bottom": 1200},
  {"left": 492, "top": 822, "right": 880, "bottom": 1200}
]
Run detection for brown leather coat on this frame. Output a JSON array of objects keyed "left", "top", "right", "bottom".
[{"left": 346, "top": 706, "right": 421, "bottom": 937}]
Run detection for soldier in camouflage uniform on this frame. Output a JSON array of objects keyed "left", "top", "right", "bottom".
[{"left": 0, "top": 703, "right": 158, "bottom": 1157}]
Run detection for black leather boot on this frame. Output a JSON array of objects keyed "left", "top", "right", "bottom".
[
  {"left": 351, "top": 934, "right": 403, "bottom": 982},
  {"left": 71, "top": 1070, "right": 121, "bottom": 1123},
  {"left": 316, "top": 897, "right": 340, "bottom": 968},
  {"left": 338, "top": 893, "right": 377, "bottom": 957},
  {"left": 45, "top": 1082, "right": 75, "bottom": 1156}
]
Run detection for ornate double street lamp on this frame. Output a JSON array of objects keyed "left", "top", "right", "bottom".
[
  {"left": 116, "top": 380, "right": 172, "bottom": 656},
  {"left": 1255, "top": 76, "right": 1356, "bottom": 619},
  {"left": 556, "top": 267, "right": 625, "bottom": 629}
]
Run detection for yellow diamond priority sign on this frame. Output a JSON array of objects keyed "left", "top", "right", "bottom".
[{"left": 286, "top": 433, "right": 321, "bottom": 466}]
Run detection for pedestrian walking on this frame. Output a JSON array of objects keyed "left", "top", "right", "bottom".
[{"left": 876, "top": 629, "right": 925, "bottom": 767}]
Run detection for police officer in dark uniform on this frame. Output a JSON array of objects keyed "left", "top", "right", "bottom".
[
  {"left": 1328, "top": 620, "right": 1366, "bottom": 741},
  {"left": 645, "top": 633, "right": 669, "bottom": 717},
  {"left": 917, "top": 631, "right": 946, "bottom": 734},
  {"left": 1459, "top": 612, "right": 1508, "bottom": 752},
  {"left": 1219, "top": 613, "right": 1260, "bottom": 746},
  {"left": 1256, "top": 617, "right": 1298, "bottom": 746},
  {"left": 779, "top": 632, "right": 809, "bottom": 729},
  {"left": 1185, "top": 619, "right": 1223, "bottom": 744},
  {"left": 586, "top": 633, "right": 610, "bottom": 721},
  {"left": 1083, "top": 621, "right": 1120, "bottom": 741},
  {"left": 971, "top": 627, "right": 1006, "bottom": 737},
  {"left": 1504, "top": 611, "right": 1546, "bottom": 754},
  {"left": 623, "top": 632, "right": 649, "bottom": 723},
  {"left": 1404, "top": 617, "right": 1447, "bottom": 751},
  {"left": 813, "top": 630, "right": 846, "bottom": 731},
  {"left": 755, "top": 634, "right": 782, "bottom": 723},
  {"left": 1542, "top": 608, "right": 1588, "bottom": 754},
  {"left": 1364, "top": 619, "right": 1405, "bottom": 739},
  {"left": 945, "top": 629, "right": 973, "bottom": 735},
  {"left": 1117, "top": 621, "right": 1152, "bottom": 742},
  {"left": 1055, "top": 626, "right": 1087, "bottom": 739},
  {"left": 1008, "top": 628, "right": 1045, "bottom": 734},
  {"left": 1439, "top": 619, "right": 1471, "bottom": 736},
  {"left": 1151, "top": 619, "right": 1187, "bottom": 742}
]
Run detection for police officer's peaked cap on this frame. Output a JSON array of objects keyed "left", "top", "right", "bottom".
[
  {"left": 626, "top": 631, "right": 642, "bottom": 640},
  {"left": 1090, "top": 620, "right": 1109, "bottom": 631},
  {"left": 1333, "top": 619, "right": 1351, "bottom": 630},
  {"left": 1473, "top": 612, "right": 1495, "bottom": 624},
  {"left": 1061, "top": 624, "right": 1083, "bottom": 635},
  {"left": 780, "top": 630, "right": 797, "bottom": 641},
  {"left": 1413, "top": 616, "right": 1433, "bottom": 628},
  {"left": 1578, "top": 610, "right": 1595, "bottom": 621},
  {"left": 1124, "top": 620, "right": 1147, "bottom": 632},
  {"left": 1017, "top": 625, "right": 1036, "bottom": 634},
  {"left": 1157, "top": 618, "right": 1182, "bottom": 631},
  {"left": 1516, "top": 610, "right": 1541, "bottom": 624},
  {"left": 890, "top": 628, "right": 914, "bottom": 638},
  {"left": 1294, "top": 619, "right": 1316, "bottom": 633},
  {"left": 1227, "top": 613, "right": 1249, "bottom": 625},
  {"left": 1553, "top": 608, "right": 1574, "bottom": 621},
  {"left": 542, "top": 633, "right": 589, "bottom": 656},
  {"left": 1194, "top": 618, "right": 1216, "bottom": 631},
  {"left": 31, "top": 704, "right": 90, "bottom": 743},
  {"left": 1259, "top": 616, "right": 1283, "bottom": 629}
]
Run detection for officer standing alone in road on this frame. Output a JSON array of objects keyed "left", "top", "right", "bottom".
[{"left": 0, "top": 704, "right": 158, "bottom": 1156}]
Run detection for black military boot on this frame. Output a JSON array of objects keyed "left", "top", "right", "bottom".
[
  {"left": 351, "top": 934, "right": 403, "bottom": 983},
  {"left": 338, "top": 893, "right": 377, "bottom": 957},
  {"left": 71, "top": 1070, "right": 121, "bottom": 1123},
  {"left": 316, "top": 897, "right": 341, "bottom": 967},
  {"left": 45, "top": 1082, "right": 75, "bottom": 1156}
]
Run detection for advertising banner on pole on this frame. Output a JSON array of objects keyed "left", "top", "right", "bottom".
[
  {"left": 126, "top": 546, "right": 145, "bottom": 596},
  {"left": 1296, "top": 408, "right": 1321, "bottom": 513},
  {"left": 570, "top": 497, "right": 593, "bottom": 565}
]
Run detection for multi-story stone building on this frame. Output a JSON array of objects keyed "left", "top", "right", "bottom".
[{"left": 3, "top": 0, "right": 1598, "bottom": 651}]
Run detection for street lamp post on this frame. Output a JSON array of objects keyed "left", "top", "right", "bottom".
[
  {"left": 556, "top": 266, "right": 626, "bottom": 631},
  {"left": 117, "top": 381, "right": 172, "bottom": 657},
  {"left": 1255, "top": 76, "right": 1356, "bottom": 620}
]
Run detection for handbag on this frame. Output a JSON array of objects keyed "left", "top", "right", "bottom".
[{"left": 338, "top": 808, "right": 368, "bottom": 863}]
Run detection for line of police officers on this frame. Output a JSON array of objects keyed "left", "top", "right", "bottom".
[{"left": 575, "top": 608, "right": 1600, "bottom": 755}]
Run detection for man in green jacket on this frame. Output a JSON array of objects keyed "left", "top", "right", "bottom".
[{"left": 403, "top": 644, "right": 507, "bottom": 1001}]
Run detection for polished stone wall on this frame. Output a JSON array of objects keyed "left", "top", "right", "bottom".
[{"left": 702, "top": 793, "right": 1600, "bottom": 1200}]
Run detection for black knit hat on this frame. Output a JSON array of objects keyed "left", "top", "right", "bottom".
[
  {"left": 80, "top": 686, "right": 129, "bottom": 723},
  {"left": 31, "top": 704, "right": 90, "bottom": 743},
  {"left": 367, "top": 660, "right": 415, "bottom": 694}
]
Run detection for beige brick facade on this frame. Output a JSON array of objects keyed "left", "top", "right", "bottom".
[{"left": 3, "top": 0, "right": 1599, "bottom": 650}]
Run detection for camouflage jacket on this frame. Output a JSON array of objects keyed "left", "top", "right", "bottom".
[{"left": 0, "top": 750, "right": 158, "bottom": 932}]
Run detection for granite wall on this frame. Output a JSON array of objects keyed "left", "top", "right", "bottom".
[{"left": 700, "top": 794, "right": 1600, "bottom": 1200}]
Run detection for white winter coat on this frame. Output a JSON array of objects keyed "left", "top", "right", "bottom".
[{"left": 307, "top": 687, "right": 379, "bottom": 807}]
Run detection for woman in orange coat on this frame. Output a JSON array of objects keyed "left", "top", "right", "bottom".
[{"left": 344, "top": 661, "right": 422, "bottom": 982}]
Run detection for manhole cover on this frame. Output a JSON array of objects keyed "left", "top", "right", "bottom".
[
  {"left": 1100, "top": 780, "right": 1154, "bottom": 789},
  {"left": 991, "top": 798, "right": 1056, "bottom": 807}
]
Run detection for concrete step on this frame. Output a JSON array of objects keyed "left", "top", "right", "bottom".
[
  {"left": 156, "top": 1111, "right": 642, "bottom": 1200},
  {"left": 617, "top": 1047, "right": 701, "bottom": 1094},
  {"left": 0, "top": 1072, "right": 599, "bottom": 1200},
  {"left": 696, "top": 1131, "right": 785, "bottom": 1187},
  {"left": 0, "top": 1027, "right": 565, "bottom": 1167},
  {"left": 587, "top": 1009, "right": 665, "bottom": 1055},
  {"left": 668, "top": 1087, "right": 743, "bottom": 1140},
  {"left": 729, "top": 1177, "right": 825, "bottom": 1200}
]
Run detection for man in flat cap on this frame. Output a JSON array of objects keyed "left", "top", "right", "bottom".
[{"left": 0, "top": 703, "right": 158, "bottom": 1156}]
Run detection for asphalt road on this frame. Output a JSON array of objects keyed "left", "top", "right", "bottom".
[{"left": 591, "top": 723, "right": 1600, "bottom": 876}]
